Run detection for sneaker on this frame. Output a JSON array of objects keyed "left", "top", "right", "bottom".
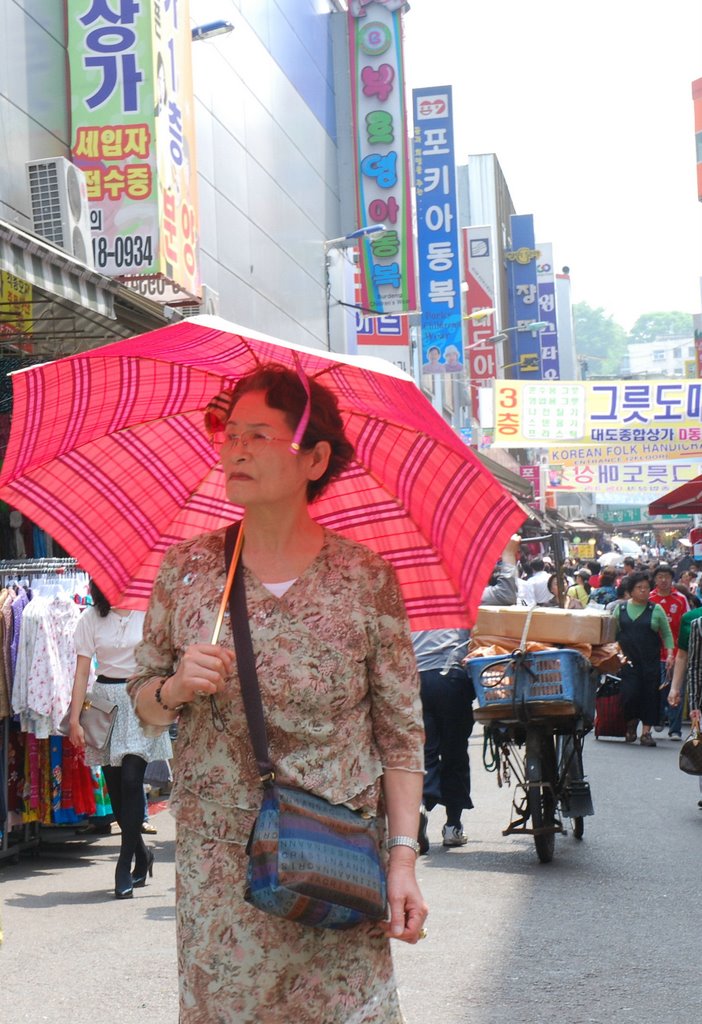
[
  {"left": 668, "top": 732, "right": 682, "bottom": 741},
  {"left": 442, "top": 824, "right": 468, "bottom": 847},
  {"left": 640, "top": 733, "right": 657, "bottom": 747},
  {"left": 141, "top": 821, "right": 158, "bottom": 834},
  {"left": 417, "top": 806, "right": 430, "bottom": 856}
]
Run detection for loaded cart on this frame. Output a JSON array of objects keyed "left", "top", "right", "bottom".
[{"left": 467, "top": 647, "right": 598, "bottom": 863}]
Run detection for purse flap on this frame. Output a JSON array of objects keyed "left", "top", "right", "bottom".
[{"left": 85, "top": 693, "right": 119, "bottom": 715}]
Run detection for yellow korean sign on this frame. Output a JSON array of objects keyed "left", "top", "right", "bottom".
[
  {"left": 494, "top": 379, "right": 702, "bottom": 448},
  {"left": 0, "top": 272, "right": 32, "bottom": 343}
]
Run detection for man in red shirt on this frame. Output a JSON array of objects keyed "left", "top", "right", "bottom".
[{"left": 649, "top": 564, "right": 689, "bottom": 738}]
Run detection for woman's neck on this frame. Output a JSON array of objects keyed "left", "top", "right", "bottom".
[{"left": 240, "top": 507, "right": 324, "bottom": 582}]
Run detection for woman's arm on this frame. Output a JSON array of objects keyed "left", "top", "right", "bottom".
[
  {"left": 651, "top": 605, "right": 675, "bottom": 671},
  {"left": 380, "top": 767, "right": 428, "bottom": 944},
  {"left": 669, "top": 649, "right": 688, "bottom": 706},
  {"left": 68, "top": 654, "right": 92, "bottom": 749},
  {"left": 132, "top": 644, "right": 235, "bottom": 726}
]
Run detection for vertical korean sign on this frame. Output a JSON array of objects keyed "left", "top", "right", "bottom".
[
  {"left": 506, "top": 213, "right": 542, "bottom": 378},
  {"left": 351, "top": 267, "right": 411, "bottom": 372},
  {"left": 413, "top": 86, "right": 462, "bottom": 373},
  {"left": 68, "top": 0, "right": 200, "bottom": 300},
  {"left": 348, "top": 3, "right": 416, "bottom": 315},
  {"left": 463, "top": 225, "right": 496, "bottom": 417},
  {"left": 536, "top": 242, "right": 560, "bottom": 379}
]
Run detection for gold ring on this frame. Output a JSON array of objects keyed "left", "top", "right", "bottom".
[{"left": 418, "top": 927, "right": 428, "bottom": 940}]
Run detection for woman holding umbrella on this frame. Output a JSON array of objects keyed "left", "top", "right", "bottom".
[{"left": 127, "top": 365, "right": 428, "bottom": 1024}]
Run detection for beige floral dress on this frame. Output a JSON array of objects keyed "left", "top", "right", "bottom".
[{"left": 127, "top": 527, "right": 424, "bottom": 1024}]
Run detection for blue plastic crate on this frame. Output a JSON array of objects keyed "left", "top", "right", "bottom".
[{"left": 467, "top": 649, "right": 595, "bottom": 720}]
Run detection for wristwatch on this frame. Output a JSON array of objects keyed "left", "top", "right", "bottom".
[{"left": 386, "top": 835, "right": 420, "bottom": 854}]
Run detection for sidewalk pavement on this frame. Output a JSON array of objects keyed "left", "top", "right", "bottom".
[{"left": 1, "top": 801, "right": 179, "bottom": 1024}]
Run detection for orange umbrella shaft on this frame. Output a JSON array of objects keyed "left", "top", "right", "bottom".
[{"left": 211, "top": 523, "right": 244, "bottom": 644}]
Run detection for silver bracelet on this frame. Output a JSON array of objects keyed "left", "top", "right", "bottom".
[{"left": 386, "top": 835, "right": 420, "bottom": 854}]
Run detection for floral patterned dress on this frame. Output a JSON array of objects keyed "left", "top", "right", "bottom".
[{"left": 128, "top": 527, "right": 424, "bottom": 1024}]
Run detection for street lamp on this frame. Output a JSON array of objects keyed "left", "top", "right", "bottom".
[
  {"left": 486, "top": 321, "right": 550, "bottom": 345},
  {"left": 463, "top": 307, "right": 496, "bottom": 321},
  {"left": 324, "top": 224, "right": 387, "bottom": 250},
  {"left": 464, "top": 330, "right": 503, "bottom": 355},
  {"left": 324, "top": 225, "right": 387, "bottom": 351},
  {"left": 191, "top": 20, "right": 235, "bottom": 42}
]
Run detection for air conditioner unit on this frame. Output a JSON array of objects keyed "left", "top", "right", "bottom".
[
  {"left": 176, "top": 284, "right": 220, "bottom": 318},
  {"left": 26, "top": 157, "right": 94, "bottom": 268}
]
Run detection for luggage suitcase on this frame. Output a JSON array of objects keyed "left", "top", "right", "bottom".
[{"left": 594, "top": 674, "right": 628, "bottom": 739}]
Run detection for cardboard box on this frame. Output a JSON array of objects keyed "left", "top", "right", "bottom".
[{"left": 474, "top": 605, "right": 618, "bottom": 646}]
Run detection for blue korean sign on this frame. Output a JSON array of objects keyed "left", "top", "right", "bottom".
[
  {"left": 412, "top": 86, "right": 463, "bottom": 374},
  {"left": 505, "top": 214, "right": 542, "bottom": 378}
]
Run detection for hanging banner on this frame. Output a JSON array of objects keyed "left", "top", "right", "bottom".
[
  {"left": 68, "top": 0, "right": 200, "bottom": 300},
  {"left": 536, "top": 242, "right": 559, "bottom": 379},
  {"left": 547, "top": 460, "right": 702, "bottom": 494},
  {"left": 505, "top": 214, "right": 542, "bottom": 378},
  {"left": 413, "top": 85, "right": 462, "bottom": 373},
  {"left": 463, "top": 226, "right": 497, "bottom": 416},
  {"left": 494, "top": 379, "right": 702, "bottom": 447},
  {"left": 548, "top": 439, "right": 702, "bottom": 467},
  {"left": 348, "top": 3, "right": 416, "bottom": 315},
  {"left": 519, "top": 464, "right": 541, "bottom": 504}
]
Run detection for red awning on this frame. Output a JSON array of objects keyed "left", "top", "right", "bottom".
[{"left": 648, "top": 474, "right": 702, "bottom": 515}]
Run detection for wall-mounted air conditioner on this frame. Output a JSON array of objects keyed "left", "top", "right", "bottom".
[
  {"left": 26, "top": 157, "right": 94, "bottom": 268},
  {"left": 176, "top": 284, "right": 220, "bottom": 318}
]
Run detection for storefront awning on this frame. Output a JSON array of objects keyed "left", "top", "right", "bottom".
[
  {"left": 0, "top": 218, "right": 176, "bottom": 359},
  {"left": 474, "top": 449, "right": 533, "bottom": 500}
]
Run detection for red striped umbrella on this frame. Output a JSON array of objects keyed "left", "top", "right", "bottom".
[{"left": 0, "top": 318, "right": 525, "bottom": 628}]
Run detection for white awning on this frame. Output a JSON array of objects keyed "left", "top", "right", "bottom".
[
  {"left": 0, "top": 220, "right": 114, "bottom": 319},
  {"left": 0, "top": 219, "right": 175, "bottom": 357}
]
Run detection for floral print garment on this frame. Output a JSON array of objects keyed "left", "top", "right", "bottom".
[{"left": 128, "top": 527, "right": 424, "bottom": 1024}]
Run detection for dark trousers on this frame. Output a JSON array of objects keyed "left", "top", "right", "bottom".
[
  {"left": 620, "top": 662, "right": 661, "bottom": 726},
  {"left": 420, "top": 667, "right": 475, "bottom": 824}
]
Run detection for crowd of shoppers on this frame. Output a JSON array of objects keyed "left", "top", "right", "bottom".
[{"left": 515, "top": 547, "right": 702, "bottom": 748}]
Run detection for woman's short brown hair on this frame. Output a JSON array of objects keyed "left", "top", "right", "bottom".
[{"left": 226, "top": 364, "right": 355, "bottom": 502}]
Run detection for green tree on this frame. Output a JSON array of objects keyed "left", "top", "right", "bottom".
[
  {"left": 572, "top": 302, "right": 628, "bottom": 376},
  {"left": 628, "top": 311, "right": 693, "bottom": 344}
]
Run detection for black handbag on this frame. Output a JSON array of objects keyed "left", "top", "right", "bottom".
[
  {"left": 679, "top": 723, "right": 702, "bottom": 775},
  {"left": 223, "top": 524, "right": 387, "bottom": 930}
]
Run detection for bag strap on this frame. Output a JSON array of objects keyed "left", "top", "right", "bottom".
[{"left": 224, "top": 523, "right": 276, "bottom": 783}]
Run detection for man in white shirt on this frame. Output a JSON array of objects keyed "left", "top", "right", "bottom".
[{"left": 527, "top": 557, "right": 551, "bottom": 606}]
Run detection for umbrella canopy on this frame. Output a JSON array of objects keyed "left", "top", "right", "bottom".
[
  {"left": 610, "top": 536, "right": 643, "bottom": 557},
  {"left": 598, "top": 552, "right": 622, "bottom": 567},
  {"left": 648, "top": 475, "right": 702, "bottom": 516},
  {"left": 0, "top": 317, "right": 525, "bottom": 628}
]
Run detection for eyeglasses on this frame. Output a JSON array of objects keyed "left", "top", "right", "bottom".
[{"left": 215, "top": 429, "right": 293, "bottom": 453}]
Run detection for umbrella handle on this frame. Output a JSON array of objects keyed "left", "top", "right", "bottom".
[{"left": 210, "top": 523, "right": 245, "bottom": 644}]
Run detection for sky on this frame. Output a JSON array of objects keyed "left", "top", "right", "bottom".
[{"left": 403, "top": 0, "right": 702, "bottom": 332}]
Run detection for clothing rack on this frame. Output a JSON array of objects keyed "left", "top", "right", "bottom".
[
  {"left": 0, "top": 557, "right": 79, "bottom": 577},
  {"left": 0, "top": 558, "right": 84, "bottom": 862}
]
